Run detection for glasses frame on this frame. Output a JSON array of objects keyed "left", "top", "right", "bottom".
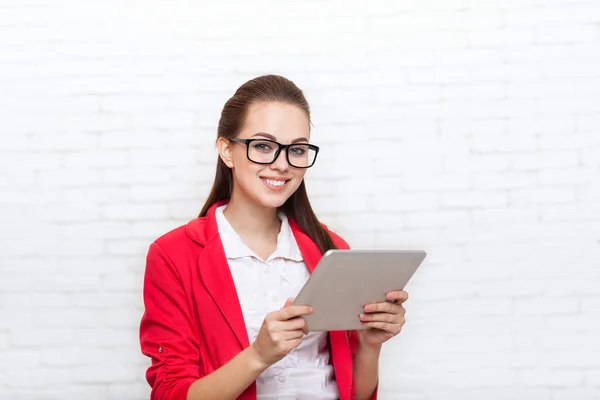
[{"left": 230, "top": 137, "right": 320, "bottom": 169}]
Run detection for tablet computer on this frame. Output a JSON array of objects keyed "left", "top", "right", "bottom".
[{"left": 292, "top": 249, "right": 426, "bottom": 332}]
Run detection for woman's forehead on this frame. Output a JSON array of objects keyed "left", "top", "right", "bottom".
[{"left": 242, "top": 102, "right": 310, "bottom": 141}]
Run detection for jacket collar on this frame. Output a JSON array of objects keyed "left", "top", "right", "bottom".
[{"left": 185, "top": 200, "right": 320, "bottom": 271}]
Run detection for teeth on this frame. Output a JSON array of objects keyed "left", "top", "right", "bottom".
[{"left": 265, "top": 179, "right": 286, "bottom": 187}]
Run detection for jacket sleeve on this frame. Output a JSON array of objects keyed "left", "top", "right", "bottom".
[{"left": 139, "top": 242, "right": 201, "bottom": 400}]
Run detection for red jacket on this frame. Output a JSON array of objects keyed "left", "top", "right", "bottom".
[{"left": 139, "top": 201, "right": 378, "bottom": 400}]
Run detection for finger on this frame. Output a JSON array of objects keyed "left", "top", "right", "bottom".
[
  {"left": 282, "top": 330, "right": 304, "bottom": 340},
  {"left": 281, "top": 316, "right": 308, "bottom": 331},
  {"left": 386, "top": 290, "right": 409, "bottom": 304},
  {"left": 283, "top": 298, "right": 294, "bottom": 308},
  {"left": 364, "top": 301, "right": 401, "bottom": 314},
  {"left": 360, "top": 312, "right": 400, "bottom": 324},
  {"left": 361, "top": 321, "right": 401, "bottom": 333},
  {"left": 278, "top": 305, "right": 314, "bottom": 321}
]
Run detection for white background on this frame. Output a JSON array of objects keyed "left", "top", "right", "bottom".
[{"left": 1, "top": 0, "right": 599, "bottom": 399}]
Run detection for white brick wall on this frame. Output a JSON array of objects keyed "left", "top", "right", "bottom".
[{"left": 1, "top": 0, "right": 599, "bottom": 399}]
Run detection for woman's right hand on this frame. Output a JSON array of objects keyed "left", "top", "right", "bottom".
[{"left": 250, "top": 298, "right": 313, "bottom": 369}]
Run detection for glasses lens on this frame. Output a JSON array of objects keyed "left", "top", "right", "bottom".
[
  {"left": 247, "top": 140, "right": 278, "bottom": 163},
  {"left": 287, "top": 144, "right": 317, "bottom": 168}
]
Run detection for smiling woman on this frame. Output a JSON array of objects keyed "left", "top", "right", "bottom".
[{"left": 138, "top": 75, "right": 408, "bottom": 400}]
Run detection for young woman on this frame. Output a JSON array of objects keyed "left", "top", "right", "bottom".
[{"left": 139, "top": 75, "right": 409, "bottom": 400}]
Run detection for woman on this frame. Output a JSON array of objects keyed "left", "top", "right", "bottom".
[{"left": 139, "top": 74, "right": 409, "bottom": 400}]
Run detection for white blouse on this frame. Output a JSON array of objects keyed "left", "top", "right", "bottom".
[{"left": 215, "top": 205, "right": 339, "bottom": 400}]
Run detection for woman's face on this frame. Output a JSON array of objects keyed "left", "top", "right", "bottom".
[{"left": 219, "top": 101, "right": 311, "bottom": 210}]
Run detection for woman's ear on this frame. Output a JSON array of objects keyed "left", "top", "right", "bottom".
[{"left": 217, "top": 137, "right": 235, "bottom": 168}]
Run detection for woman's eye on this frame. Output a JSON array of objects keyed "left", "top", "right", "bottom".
[
  {"left": 253, "top": 142, "right": 273, "bottom": 151},
  {"left": 290, "top": 146, "right": 306, "bottom": 155}
]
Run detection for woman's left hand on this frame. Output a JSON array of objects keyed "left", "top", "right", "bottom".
[{"left": 357, "top": 290, "right": 408, "bottom": 348}]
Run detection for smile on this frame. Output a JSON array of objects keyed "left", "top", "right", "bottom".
[{"left": 261, "top": 178, "right": 290, "bottom": 190}]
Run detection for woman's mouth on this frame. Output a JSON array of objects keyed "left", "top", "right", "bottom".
[{"left": 261, "top": 177, "right": 290, "bottom": 191}]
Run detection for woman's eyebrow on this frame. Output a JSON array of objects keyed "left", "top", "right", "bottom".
[{"left": 251, "top": 132, "right": 309, "bottom": 144}]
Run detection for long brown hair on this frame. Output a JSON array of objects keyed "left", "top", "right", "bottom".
[{"left": 198, "top": 74, "right": 336, "bottom": 254}]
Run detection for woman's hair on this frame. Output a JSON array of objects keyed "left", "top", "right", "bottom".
[{"left": 198, "top": 74, "right": 336, "bottom": 254}]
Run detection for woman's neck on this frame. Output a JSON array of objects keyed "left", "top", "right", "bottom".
[{"left": 222, "top": 194, "right": 281, "bottom": 240}]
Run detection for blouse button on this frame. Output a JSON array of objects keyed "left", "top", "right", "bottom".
[
  {"left": 158, "top": 346, "right": 163, "bottom": 353},
  {"left": 278, "top": 375, "right": 286, "bottom": 383}
]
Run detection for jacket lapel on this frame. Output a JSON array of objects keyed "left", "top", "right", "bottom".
[
  {"left": 288, "top": 219, "right": 320, "bottom": 273},
  {"left": 188, "top": 201, "right": 250, "bottom": 350}
]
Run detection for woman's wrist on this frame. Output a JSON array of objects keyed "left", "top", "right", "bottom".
[
  {"left": 245, "top": 343, "right": 271, "bottom": 373},
  {"left": 357, "top": 333, "right": 383, "bottom": 353}
]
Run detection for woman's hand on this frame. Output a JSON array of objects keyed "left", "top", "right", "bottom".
[
  {"left": 358, "top": 290, "right": 408, "bottom": 348},
  {"left": 250, "top": 298, "right": 313, "bottom": 369}
]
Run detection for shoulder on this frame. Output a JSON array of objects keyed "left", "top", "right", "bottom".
[
  {"left": 152, "top": 224, "right": 190, "bottom": 251},
  {"left": 149, "top": 216, "right": 208, "bottom": 258},
  {"left": 321, "top": 222, "right": 351, "bottom": 250}
]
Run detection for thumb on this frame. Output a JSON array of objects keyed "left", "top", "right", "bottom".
[{"left": 283, "top": 297, "right": 294, "bottom": 308}]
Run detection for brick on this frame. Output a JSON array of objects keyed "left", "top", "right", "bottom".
[
  {"left": 37, "top": 168, "right": 102, "bottom": 187},
  {"left": 62, "top": 186, "right": 132, "bottom": 203},
  {"left": 403, "top": 174, "right": 471, "bottom": 191},
  {"left": 105, "top": 239, "right": 151, "bottom": 256},
  {"left": 534, "top": 25, "right": 600, "bottom": 44},
  {"left": 61, "top": 222, "right": 131, "bottom": 239},
  {"left": 510, "top": 186, "right": 576, "bottom": 204},
  {"left": 515, "top": 297, "right": 580, "bottom": 315},
  {"left": 471, "top": 133, "right": 537, "bottom": 153},
  {"left": 374, "top": 193, "right": 440, "bottom": 211},
  {"left": 99, "top": 130, "right": 165, "bottom": 149},
  {"left": 130, "top": 147, "right": 200, "bottom": 167},
  {"left": 581, "top": 298, "right": 600, "bottom": 314},
  {"left": 101, "top": 272, "right": 142, "bottom": 291},
  {"left": 29, "top": 133, "right": 99, "bottom": 151},
  {"left": 541, "top": 204, "right": 600, "bottom": 221},
  {"left": 101, "top": 95, "right": 168, "bottom": 112},
  {"left": 0, "top": 332, "right": 8, "bottom": 350},
  {"left": 37, "top": 202, "right": 101, "bottom": 222},
  {"left": 472, "top": 207, "right": 538, "bottom": 223},
  {"left": 59, "top": 257, "right": 139, "bottom": 276},
  {"left": 553, "top": 389, "right": 600, "bottom": 400},
  {"left": 131, "top": 182, "right": 202, "bottom": 202},
  {"left": 446, "top": 153, "right": 511, "bottom": 173},
  {"left": 404, "top": 210, "right": 470, "bottom": 228},
  {"left": 472, "top": 172, "right": 537, "bottom": 189},
  {"left": 9, "top": 329, "right": 75, "bottom": 347},
  {"left": 61, "top": 150, "right": 130, "bottom": 168},
  {"left": 511, "top": 152, "right": 579, "bottom": 170},
  {"left": 442, "top": 190, "right": 508, "bottom": 208},
  {"left": 518, "top": 368, "right": 584, "bottom": 386},
  {"left": 102, "top": 203, "right": 169, "bottom": 220},
  {"left": 6, "top": 293, "right": 69, "bottom": 309},
  {"left": 585, "top": 370, "right": 600, "bottom": 386}
]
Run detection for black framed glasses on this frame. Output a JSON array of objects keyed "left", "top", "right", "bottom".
[{"left": 230, "top": 138, "right": 320, "bottom": 168}]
